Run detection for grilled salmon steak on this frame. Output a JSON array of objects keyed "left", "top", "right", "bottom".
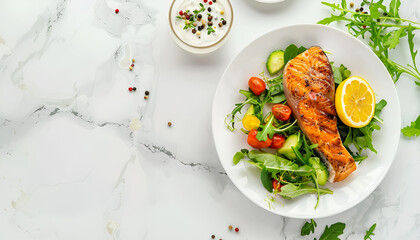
[{"left": 283, "top": 46, "right": 356, "bottom": 182}]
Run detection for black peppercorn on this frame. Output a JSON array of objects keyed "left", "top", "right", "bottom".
[
  {"left": 208, "top": 21, "right": 213, "bottom": 26},
  {"left": 145, "top": 91, "right": 149, "bottom": 95},
  {"left": 192, "top": 28, "right": 197, "bottom": 34},
  {"left": 360, "top": 7, "right": 364, "bottom": 11},
  {"left": 208, "top": 15, "right": 213, "bottom": 21},
  {"left": 208, "top": 7, "right": 211, "bottom": 12},
  {"left": 197, "top": 14, "right": 202, "bottom": 19},
  {"left": 222, "top": 19, "right": 227, "bottom": 25},
  {"left": 197, "top": 25, "right": 202, "bottom": 31},
  {"left": 356, "top": 8, "right": 360, "bottom": 12},
  {"left": 213, "top": 0, "right": 216, "bottom": 2},
  {"left": 132, "top": 87, "right": 137, "bottom": 91}
]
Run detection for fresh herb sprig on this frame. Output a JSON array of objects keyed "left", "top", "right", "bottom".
[
  {"left": 318, "top": 0, "right": 420, "bottom": 86},
  {"left": 401, "top": 115, "right": 420, "bottom": 137},
  {"left": 364, "top": 223, "right": 376, "bottom": 240}
]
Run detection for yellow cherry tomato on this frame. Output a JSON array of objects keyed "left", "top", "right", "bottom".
[{"left": 242, "top": 115, "right": 261, "bottom": 130}]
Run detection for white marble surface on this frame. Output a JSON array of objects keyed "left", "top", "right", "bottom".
[{"left": 0, "top": 0, "right": 419, "bottom": 239}]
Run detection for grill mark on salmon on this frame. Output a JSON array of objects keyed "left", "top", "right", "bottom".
[{"left": 283, "top": 46, "right": 356, "bottom": 182}]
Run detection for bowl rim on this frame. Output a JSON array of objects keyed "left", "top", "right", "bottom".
[
  {"left": 211, "top": 23, "right": 401, "bottom": 219},
  {"left": 168, "top": 0, "right": 234, "bottom": 49}
]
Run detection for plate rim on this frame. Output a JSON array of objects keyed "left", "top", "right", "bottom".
[{"left": 211, "top": 23, "right": 401, "bottom": 219}]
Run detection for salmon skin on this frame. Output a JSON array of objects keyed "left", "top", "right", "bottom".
[{"left": 283, "top": 46, "right": 356, "bottom": 182}]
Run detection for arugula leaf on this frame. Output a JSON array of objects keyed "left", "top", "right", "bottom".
[
  {"left": 256, "top": 114, "right": 275, "bottom": 141},
  {"left": 319, "top": 222, "right": 345, "bottom": 240},
  {"left": 301, "top": 219, "right": 317, "bottom": 236},
  {"left": 401, "top": 115, "right": 420, "bottom": 137},
  {"left": 388, "top": 0, "right": 401, "bottom": 18},
  {"left": 331, "top": 62, "right": 351, "bottom": 84},
  {"left": 278, "top": 184, "right": 333, "bottom": 200},
  {"left": 318, "top": 14, "right": 350, "bottom": 25},
  {"left": 364, "top": 223, "right": 376, "bottom": 240},
  {"left": 318, "top": 1, "right": 420, "bottom": 86},
  {"left": 369, "top": 0, "right": 386, "bottom": 19},
  {"left": 407, "top": 25, "right": 420, "bottom": 86},
  {"left": 261, "top": 166, "right": 273, "bottom": 192},
  {"left": 233, "top": 151, "right": 245, "bottom": 165},
  {"left": 268, "top": 94, "right": 286, "bottom": 103},
  {"left": 384, "top": 28, "right": 406, "bottom": 49},
  {"left": 283, "top": 44, "right": 307, "bottom": 65}
]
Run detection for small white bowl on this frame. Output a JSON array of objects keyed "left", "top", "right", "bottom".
[{"left": 169, "top": 0, "right": 233, "bottom": 54}]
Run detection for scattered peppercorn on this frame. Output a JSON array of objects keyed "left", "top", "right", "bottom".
[
  {"left": 145, "top": 91, "right": 149, "bottom": 95},
  {"left": 129, "top": 66, "right": 133, "bottom": 71},
  {"left": 179, "top": 10, "right": 183, "bottom": 15},
  {"left": 363, "top": 11, "right": 368, "bottom": 14},
  {"left": 115, "top": 9, "right": 119, "bottom": 14},
  {"left": 222, "top": 19, "right": 227, "bottom": 25},
  {"left": 209, "top": 1, "right": 213, "bottom": 5},
  {"left": 228, "top": 225, "right": 232, "bottom": 230},
  {"left": 235, "top": 227, "right": 239, "bottom": 232},
  {"left": 350, "top": 2, "right": 354, "bottom": 7},
  {"left": 213, "top": 0, "right": 216, "bottom": 2},
  {"left": 144, "top": 95, "right": 148, "bottom": 99},
  {"left": 128, "top": 87, "right": 133, "bottom": 92},
  {"left": 131, "top": 63, "right": 134, "bottom": 67},
  {"left": 197, "top": 14, "right": 202, "bottom": 19},
  {"left": 218, "top": 22, "right": 223, "bottom": 27},
  {"left": 383, "top": 12, "right": 388, "bottom": 16},
  {"left": 168, "top": 122, "right": 172, "bottom": 126},
  {"left": 208, "top": 21, "right": 213, "bottom": 26},
  {"left": 211, "top": 235, "right": 215, "bottom": 239},
  {"left": 356, "top": 8, "right": 360, "bottom": 12},
  {"left": 360, "top": 7, "right": 364, "bottom": 12},
  {"left": 208, "top": 15, "right": 213, "bottom": 21},
  {"left": 133, "top": 87, "right": 137, "bottom": 91},
  {"left": 192, "top": 28, "right": 197, "bottom": 34},
  {"left": 208, "top": 7, "right": 211, "bottom": 12},
  {"left": 132, "top": 58, "right": 135, "bottom": 63},
  {"left": 198, "top": 26, "right": 203, "bottom": 31}
]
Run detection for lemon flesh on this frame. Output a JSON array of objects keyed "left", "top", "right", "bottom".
[{"left": 335, "top": 76, "right": 375, "bottom": 128}]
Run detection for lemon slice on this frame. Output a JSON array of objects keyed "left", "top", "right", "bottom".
[{"left": 335, "top": 76, "right": 375, "bottom": 128}]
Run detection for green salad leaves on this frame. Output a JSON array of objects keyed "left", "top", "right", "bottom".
[
  {"left": 401, "top": 115, "right": 420, "bottom": 137},
  {"left": 318, "top": 0, "right": 420, "bottom": 137}
]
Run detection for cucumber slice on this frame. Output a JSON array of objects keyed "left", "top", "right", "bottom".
[
  {"left": 309, "top": 157, "right": 328, "bottom": 186},
  {"left": 277, "top": 133, "right": 302, "bottom": 159},
  {"left": 266, "top": 50, "right": 285, "bottom": 76}
]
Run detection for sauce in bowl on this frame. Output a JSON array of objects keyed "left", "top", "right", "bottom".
[{"left": 169, "top": 0, "right": 233, "bottom": 53}]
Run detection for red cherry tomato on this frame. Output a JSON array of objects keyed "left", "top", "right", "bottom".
[
  {"left": 269, "top": 134, "right": 286, "bottom": 149},
  {"left": 272, "top": 104, "right": 292, "bottom": 121},
  {"left": 247, "top": 129, "right": 272, "bottom": 148},
  {"left": 248, "top": 77, "right": 266, "bottom": 95},
  {"left": 272, "top": 179, "right": 282, "bottom": 191}
]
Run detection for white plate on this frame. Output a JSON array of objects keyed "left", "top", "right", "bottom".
[{"left": 212, "top": 24, "right": 401, "bottom": 219}]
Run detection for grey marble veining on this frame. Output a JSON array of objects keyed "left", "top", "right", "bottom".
[{"left": 1, "top": 0, "right": 420, "bottom": 239}]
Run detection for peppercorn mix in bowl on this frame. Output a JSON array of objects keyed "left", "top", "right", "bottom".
[{"left": 169, "top": 0, "right": 233, "bottom": 54}]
